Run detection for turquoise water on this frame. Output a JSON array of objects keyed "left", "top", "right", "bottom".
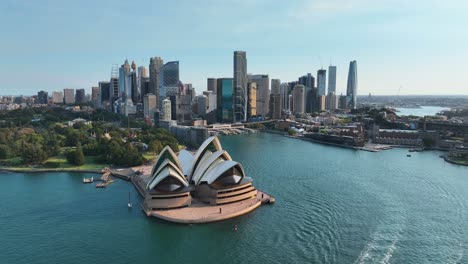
[
  {"left": 396, "top": 106, "right": 449, "bottom": 116},
  {"left": 1, "top": 133, "right": 468, "bottom": 263}
]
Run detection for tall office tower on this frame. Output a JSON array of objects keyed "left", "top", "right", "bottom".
[
  {"left": 161, "top": 98, "right": 172, "bottom": 121},
  {"left": 143, "top": 93, "right": 157, "bottom": 118},
  {"left": 339, "top": 94, "right": 348, "bottom": 109},
  {"left": 159, "top": 61, "right": 180, "bottom": 105},
  {"left": 138, "top": 66, "right": 148, "bottom": 78},
  {"left": 318, "top": 95, "right": 326, "bottom": 112},
  {"left": 346, "top": 60, "right": 358, "bottom": 109},
  {"left": 216, "top": 78, "right": 234, "bottom": 123},
  {"left": 298, "top": 73, "right": 315, "bottom": 88},
  {"left": 140, "top": 77, "right": 150, "bottom": 96},
  {"left": 280, "top": 83, "right": 289, "bottom": 111},
  {"left": 91, "top": 86, "right": 100, "bottom": 106},
  {"left": 149, "top": 57, "right": 163, "bottom": 104},
  {"left": 271, "top": 79, "right": 281, "bottom": 95},
  {"left": 326, "top": 92, "right": 337, "bottom": 111},
  {"left": 207, "top": 78, "right": 217, "bottom": 94},
  {"left": 170, "top": 94, "right": 192, "bottom": 125},
  {"left": 248, "top": 74, "right": 270, "bottom": 117},
  {"left": 119, "top": 60, "right": 131, "bottom": 99},
  {"left": 63, "top": 88, "right": 75, "bottom": 104},
  {"left": 196, "top": 95, "right": 207, "bottom": 117},
  {"left": 37, "top": 91, "right": 48, "bottom": 104},
  {"left": 306, "top": 87, "right": 319, "bottom": 113},
  {"left": 203, "top": 91, "right": 217, "bottom": 124},
  {"left": 75, "top": 89, "right": 86, "bottom": 103},
  {"left": 110, "top": 76, "right": 119, "bottom": 100},
  {"left": 137, "top": 66, "right": 148, "bottom": 99},
  {"left": 317, "top": 69, "right": 327, "bottom": 96},
  {"left": 328, "top": 66, "right": 337, "bottom": 94},
  {"left": 99, "top": 81, "right": 110, "bottom": 103},
  {"left": 128, "top": 70, "right": 138, "bottom": 104},
  {"left": 292, "top": 84, "right": 305, "bottom": 114},
  {"left": 247, "top": 82, "right": 257, "bottom": 118},
  {"left": 52, "top": 91, "right": 63, "bottom": 104},
  {"left": 233, "top": 51, "right": 247, "bottom": 122}
]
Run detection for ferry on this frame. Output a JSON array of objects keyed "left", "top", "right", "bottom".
[{"left": 82, "top": 177, "right": 94, "bottom": 183}]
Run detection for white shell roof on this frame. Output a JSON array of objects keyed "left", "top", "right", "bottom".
[{"left": 178, "top": 150, "right": 194, "bottom": 176}]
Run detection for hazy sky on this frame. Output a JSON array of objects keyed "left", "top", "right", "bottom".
[{"left": 1, "top": 0, "right": 467, "bottom": 96}]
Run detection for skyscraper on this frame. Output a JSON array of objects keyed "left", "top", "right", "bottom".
[
  {"left": 233, "top": 51, "right": 247, "bottom": 122},
  {"left": 75, "top": 89, "right": 86, "bottom": 103},
  {"left": 91, "top": 86, "right": 100, "bottom": 106},
  {"left": 63, "top": 88, "right": 75, "bottom": 104},
  {"left": 99, "top": 81, "right": 110, "bottom": 103},
  {"left": 346, "top": 60, "right": 358, "bottom": 109},
  {"left": 280, "top": 83, "right": 289, "bottom": 111},
  {"left": 317, "top": 69, "right": 327, "bottom": 96},
  {"left": 162, "top": 98, "right": 172, "bottom": 121},
  {"left": 216, "top": 78, "right": 233, "bottom": 123},
  {"left": 119, "top": 60, "right": 131, "bottom": 99},
  {"left": 52, "top": 91, "right": 63, "bottom": 104},
  {"left": 149, "top": 57, "right": 163, "bottom": 107},
  {"left": 248, "top": 74, "right": 269, "bottom": 117},
  {"left": 292, "top": 84, "right": 305, "bottom": 114},
  {"left": 270, "top": 79, "right": 281, "bottom": 119},
  {"left": 37, "top": 91, "right": 48, "bottom": 104},
  {"left": 328, "top": 66, "right": 337, "bottom": 95},
  {"left": 143, "top": 93, "right": 157, "bottom": 118},
  {"left": 247, "top": 82, "right": 257, "bottom": 118},
  {"left": 207, "top": 78, "right": 217, "bottom": 94},
  {"left": 159, "top": 61, "right": 180, "bottom": 106}
]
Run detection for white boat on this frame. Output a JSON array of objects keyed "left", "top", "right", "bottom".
[
  {"left": 83, "top": 177, "right": 94, "bottom": 183},
  {"left": 128, "top": 192, "right": 132, "bottom": 208}
]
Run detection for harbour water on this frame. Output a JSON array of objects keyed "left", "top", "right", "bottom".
[
  {"left": 1, "top": 133, "right": 467, "bottom": 263},
  {"left": 395, "top": 106, "right": 449, "bottom": 117}
]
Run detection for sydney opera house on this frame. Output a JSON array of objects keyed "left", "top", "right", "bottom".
[{"left": 139, "top": 136, "right": 272, "bottom": 223}]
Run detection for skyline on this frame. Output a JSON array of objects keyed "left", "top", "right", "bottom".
[{"left": 1, "top": 0, "right": 467, "bottom": 96}]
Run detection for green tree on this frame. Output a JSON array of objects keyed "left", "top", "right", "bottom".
[
  {"left": 74, "top": 142, "right": 85, "bottom": 166},
  {"left": 0, "top": 144, "right": 12, "bottom": 159}
]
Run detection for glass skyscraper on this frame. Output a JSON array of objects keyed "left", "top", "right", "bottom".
[
  {"left": 346, "top": 60, "right": 358, "bottom": 109},
  {"left": 217, "top": 78, "right": 233, "bottom": 123},
  {"left": 233, "top": 51, "right": 247, "bottom": 122}
]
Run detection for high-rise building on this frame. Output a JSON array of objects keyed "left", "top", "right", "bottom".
[
  {"left": 169, "top": 94, "right": 192, "bottom": 124},
  {"left": 91, "top": 87, "right": 100, "bottom": 106},
  {"left": 298, "top": 73, "right": 315, "bottom": 88},
  {"left": 110, "top": 77, "right": 119, "bottom": 101},
  {"left": 317, "top": 69, "right": 327, "bottom": 96},
  {"left": 306, "top": 87, "right": 319, "bottom": 113},
  {"left": 270, "top": 79, "right": 282, "bottom": 119},
  {"left": 119, "top": 60, "right": 131, "bottom": 99},
  {"left": 292, "top": 84, "right": 305, "bottom": 114},
  {"left": 328, "top": 66, "right": 337, "bottom": 95},
  {"left": 280, "top": 83, "right": 289, "bottom": 111},
  {"left": 207, "top": 78, "right": 217, "bottom": 94},
  {"left": 63, "top": 88, "right": 75, "bottom": 104},
  {"left": 138, "top": 66, "right": 148, "bottom": 100},
  {"left": 37, "top": 91, "right": 48, "bottom": 104},
  {"left": 162, "top": 98, "right": 172, "bottom": 121},
  {"left": 52, "top": 91, "right": 63, "bottom": 104},
  {"left": 143, "top": 93, "right": 157, "bottom": 118},
  {"left": 325, "top": 92, "right": 337, "bottom": 111},
  {"left": 203, "top": 91, "right": 217, "bottom": 124},
  {"left": 346, "top": 60, "right": 358, "bottom": 109},
  {"left": 271, "top": 79, "right": 281, "bottom": 95},
  {"left": 141, "top": 77, "right": 150, "bottom": 96},
  {"left": 318, "top": 95, "right": 326, "bottom": 112},
  {"left": 196, "top": 95, "right": 207, "bottom": 117},
  {"left": 128, "top": 70, "right": 138, "bottom": 104},
  {"left": 75, "top": 89, "right": 86, "bottom": 103},
  {"left": 247, "top": 82, "right": 257, "bottom": 118},
  {"left": 99, "top": 81, "right": 110, "bottom": 103},
  {"left": 248, "top": 74, "right": 270, "bottom": 117},
  {"left": 149, "top": 57, "right": 164, "bottom": 105},
  {"left": 233, "top": 51, "right": 247, "bottom": 122},
  {"left": 159, "top": 61, "right": 180, "bottom": 105},
  {"left": 216, "top": 78, "right": 233, "bottom": 123}
]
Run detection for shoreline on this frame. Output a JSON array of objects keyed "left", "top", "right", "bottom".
[{"left": 0, "top": 167, "right": 104, "bottom": 174}]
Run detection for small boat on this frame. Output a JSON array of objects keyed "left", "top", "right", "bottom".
[
  {"left": 407, "top": 154, "right": 411, "bottom": 157},
  {"left": 83, "top": 177, "right": 94, "bottom": 183},
  {"left": 128, "top": 192, "right": 132, "bottom": 208}
]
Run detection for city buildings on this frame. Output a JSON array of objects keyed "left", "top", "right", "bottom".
[
  {"left": 37, "top": 91, "right": 48, "bottom": 104},
  {"left": 247, "top": 82, "right": 257, "bottom": 118},
  {"left": 91, "top": 86, "right": 100, "bottom": 107},
  {"left": 292, "top": 84, "right": 306, "bottom": 114},
  {"left": 159, "top": 61, "right": 180, "bottom": 106},
  {"left": 52, "top": 91, "right": 63, "bottom": 104},
  {"left": 207, "top": 78, "right": 217, "bottom": 94},
  {"left": 216, "top": 78, "right": 233, "bottom": 123},
  {"left": 317, "top": 69, "right": 327, "bottom": 96},
  {"left": 328, "top": 66, "right": 337, "bottom": 95},
  {"left": 347, "top": 60, "right": 358, "bottom": 109},
  {"left": 144, "top": 93, "right": 157, "bottom": 119},
  {"left": 162, "top": 98, "right": 172, "bottom": 121},
  {"left": 63, "top": 88, "right": 75, "bottom": 104},
  {"left": 233, "top": 51, "right": 247, "bottom": 122},
  {"left": 99, "top": 81, "right": 110, "bottom": 103},
  {"left": 248, "top": 74, "right": 270, "bottom": 118},
  {"left": 149, "top": 57, "right": 163, "bottom": 107},
  {"left": 75, "top": 89, "right": 86, "bottom": 103}
]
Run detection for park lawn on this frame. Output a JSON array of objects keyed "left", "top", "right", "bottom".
[
  {"left": 45, "top": 155, "right": 106, "bottom": 170},
  {"left": 143, "top": 153, "right": 157, "bottom": 162}
]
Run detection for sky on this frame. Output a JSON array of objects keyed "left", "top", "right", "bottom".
[{"left": 1, "top": 0, "right": 467, "bottom": 96}]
